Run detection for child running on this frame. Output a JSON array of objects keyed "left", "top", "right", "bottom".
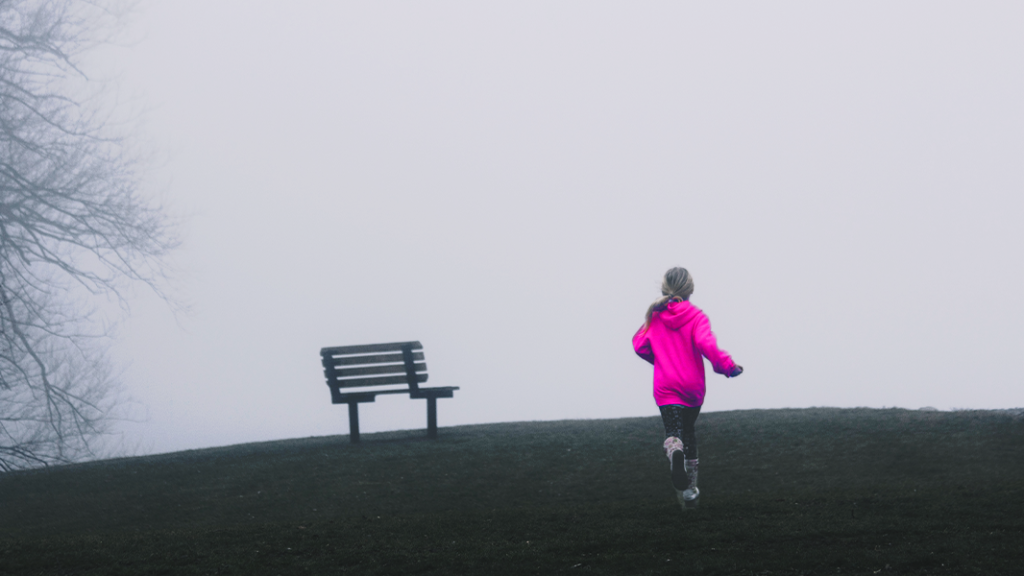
[{"left": 632, "top": 267, "right": 742, "bottom": 510}]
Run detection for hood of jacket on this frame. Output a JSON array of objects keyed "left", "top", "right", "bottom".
[{"left": 657, "top": 300, "right": 701, "bottom": 330}]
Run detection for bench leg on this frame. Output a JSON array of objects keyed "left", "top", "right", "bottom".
[
  {"left": 348, "top": 402, "right": 360, "bottom": 443},
  {"left": 427, "top": 396, "right": 437, "bottom": 439}
]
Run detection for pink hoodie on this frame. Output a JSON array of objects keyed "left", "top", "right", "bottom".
[{"left": 632, "top": 301, "right": 736, "bottom": 407}]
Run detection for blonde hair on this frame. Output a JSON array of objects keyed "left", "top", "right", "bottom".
[{"left": 644, "top": 267, "right": 694, "bottom": 327}]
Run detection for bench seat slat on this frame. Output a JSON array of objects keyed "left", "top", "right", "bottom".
[
  {"left": 332, "top": 373, "right": 428, "bottom": 388},
  {"left": 328, "top": 352, "right": 424, "bottom": 366},
  {"left": 321, "top": 341, "right": 422, "bottom": 356},
  {"left": 333, "top": 388, "right": 411, "bottom": 399},
  {"left": 333, "top": 386, "right": 459, "bottom": 402},
  {"left": 334, "top": 362, "right": 426, "bottom": 378}
]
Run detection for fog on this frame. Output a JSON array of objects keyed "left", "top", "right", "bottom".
[{"left": 100, "top": 1, "right": 1023, "bottom": 455}]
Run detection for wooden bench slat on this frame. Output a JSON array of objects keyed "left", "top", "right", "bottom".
[
  {"left": 334, "top": 362, "right": 427, "bottom": 378},
  {"left": 333, "top": 388, "right": 411, "bottom": 400},
  {"left": 332, "top": 373, "right": 429, "bottom": 388},
  {"left": 321, "top": 341, "right": 422, "bottom": 356},
  {"left": 328, "top": 352, "right": 424, "bottom": 366},
  {"left": 410, "top": 386, "right": 458, "bottom": 399}
]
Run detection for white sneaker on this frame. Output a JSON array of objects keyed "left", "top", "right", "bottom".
[
  {"left": 681, "top": 459, "right": 699, "bottom": 510},
  {"left": 682, "top": 486, "right": 700, "bottom": 502},
  {"left": 675, "top": 486, "right": 699, "bottom": 509}
]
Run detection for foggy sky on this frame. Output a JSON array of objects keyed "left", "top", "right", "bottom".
[{"left": 99, "top": 1, "right": 1023, "bottom": 455}]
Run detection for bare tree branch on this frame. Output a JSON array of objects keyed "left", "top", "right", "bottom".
[{"left": 0, "top": 0, "right": 173, "bottom": 470}]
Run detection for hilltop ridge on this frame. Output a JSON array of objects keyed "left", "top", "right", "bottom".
[{"left": 1, "top": 407, "right": 1021, "bottom": 575}]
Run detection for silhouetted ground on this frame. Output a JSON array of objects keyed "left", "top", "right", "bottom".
[{"left": 1, "top": 408, "right": 1021, "bottom": 575}]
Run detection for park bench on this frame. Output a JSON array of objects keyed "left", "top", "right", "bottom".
[{"left": 320, "top": 341, "right": 458, "bottom": 442}]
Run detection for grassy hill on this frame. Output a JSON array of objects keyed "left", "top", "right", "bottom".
[{"left": 1, "top": 408, "right": 1021, "bottom": 575}]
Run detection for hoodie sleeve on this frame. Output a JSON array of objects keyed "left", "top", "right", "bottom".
[
  {"left": 693, "top": 313, "right": 736, "bottom": 376},
  {"left": 632, "top": 325, "right": 655, "bottom": 365}
]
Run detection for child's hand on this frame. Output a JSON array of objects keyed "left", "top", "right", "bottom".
[{"left": 728, "top": 365, "right": 743, "bottom": 378}]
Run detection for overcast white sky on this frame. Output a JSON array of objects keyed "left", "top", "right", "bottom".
[{"left": 93, "top": 1, "right": 1023, "bottom": 455}]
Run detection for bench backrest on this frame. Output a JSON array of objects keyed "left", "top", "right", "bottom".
[{"left": 320, "top": 341, "right": 428, "bottom": 395}]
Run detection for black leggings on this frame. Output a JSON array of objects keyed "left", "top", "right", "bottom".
[{"left": 659, "top": 404, "right": 701, "bottom": 459}]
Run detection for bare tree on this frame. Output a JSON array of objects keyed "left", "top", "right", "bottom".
[{"left": 0, "top": 0, "right": 175, "bottom": 470}]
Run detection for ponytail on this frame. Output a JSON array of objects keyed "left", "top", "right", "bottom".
[{"left": 643, "top": 267, "right": 695, "bottom": 327}]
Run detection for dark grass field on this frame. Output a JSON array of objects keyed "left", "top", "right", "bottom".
[{"left": 1, "top": 408, "right": 1022, "bottom": 575}]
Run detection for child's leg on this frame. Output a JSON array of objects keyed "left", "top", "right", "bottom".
[
  {"left": 678, "top": 406, "right": 701, "bottom": 506},
  {"left": 679, "top": 406, "right": 700, "bottom": 460},
  {"left": 659, "top": 404, "right": 701, "bottom": 456},
  {"left": 659, "top": 405, "right": 701, "bottom": 492}
]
